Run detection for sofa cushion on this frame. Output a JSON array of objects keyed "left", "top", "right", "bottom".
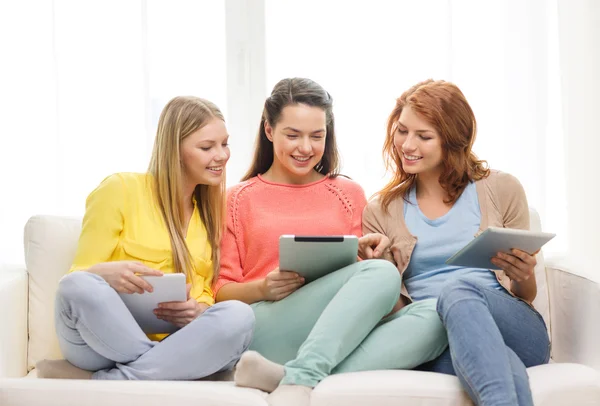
[
  {"left": 0, "top": 379, "right": 267, "bottom": 406},
  {"left": 24, "top": 215, "right": 81, "bottom": 370},
  {"left": 311, "top": 363, "right": 600, "bottom": 406},
  {"left": 529, "top": 208, "right": 551, "bottom": 331}
]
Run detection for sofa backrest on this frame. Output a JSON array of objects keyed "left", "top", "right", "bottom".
[
  {"left": 24, "top": 215, "right": 81, "bottom": 370},
  {"left": 23, "top": 209, "right": 551, "bottom": 371}
]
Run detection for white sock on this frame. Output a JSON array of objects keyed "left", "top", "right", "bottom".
[{"left": 234, "top": 351, "right": 285, "bottom": 392}]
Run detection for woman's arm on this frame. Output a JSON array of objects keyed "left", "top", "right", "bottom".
[
  {"left": 496, "top": 172, "right": 537, "bottom": 302},
  {"left": 214, "top": 191, "right": 251, "bottom": 302},
  {"left": 362, "top": 200, "right": 396, "bottom": 264},
  {"left": 71, "top": 174, "right": 125, "bottom": 272},
  {"left": 217, "top": 267, "right": 304, "bottom": 304},
  {"left": 216, "top": 280, "right": 266, "bottom": 304},
  {"left": 509, "top": 263, "right": 537, "bottom": 302},
  {"left": 72, "top": 174, "right": 161, "bottom": 293}
]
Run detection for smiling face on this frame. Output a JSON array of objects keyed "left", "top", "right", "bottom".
[
  {"left": 394, "top": 104, "right": 444, "bottom": 177},
  {"left": 180, "top": 117, "right": 230, "bottom": 187},
  {"left": 264, "top": 103, "right": 327, "bottom": 184}
]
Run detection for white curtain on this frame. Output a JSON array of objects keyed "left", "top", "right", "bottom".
[
  {"left": 265, "top": 0, "right": 566, "bottom": 252},
  {"left": 556, "top": 0, "right": 600, "bottom": 276},
  {"left": 0, "top": 0, "right": 226, "bottom": 265},
  {"left": 2, "top": 0, "right": 593, "bottom": 267}
]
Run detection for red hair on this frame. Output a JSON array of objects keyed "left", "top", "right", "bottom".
[{"left": 377, "top": 79, "right": 490, "bottom": 211}]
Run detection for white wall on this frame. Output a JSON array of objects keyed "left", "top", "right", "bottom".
[{"left": 557, "top": 0, "right": 600, "bottom": 275}]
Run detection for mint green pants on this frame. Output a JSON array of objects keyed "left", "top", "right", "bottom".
[{"left": 249, "top": 259, "right": 448, "bottom": 387}]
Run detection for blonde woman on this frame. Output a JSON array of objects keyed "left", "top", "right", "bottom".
[{"left": 36, "top": 96, "right": 255, "bottom": 380}]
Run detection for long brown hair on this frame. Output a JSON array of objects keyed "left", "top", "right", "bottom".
[
  {"left": 377, "top": 79, "right": 490, "bottom": 211},
  {"left": 242, "top": 77, "right": 341, "bottom": 181},
  {"left": 148, "top": 96, "right": 226, "bottom": 281}
]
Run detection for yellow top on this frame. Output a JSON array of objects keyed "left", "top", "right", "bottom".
[{"left": 70, "top": 173, "right": 215, "bottom": 338}]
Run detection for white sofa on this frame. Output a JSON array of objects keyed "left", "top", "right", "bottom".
[{"left": 0, "top": 211, "right": 599, "bottom": 406}]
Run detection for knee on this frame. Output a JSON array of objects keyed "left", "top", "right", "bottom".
[
  {"left": 436, "top": 277, "right": 484, "bottom": 317},
  {"left": 213, "top": 300, "right": 255, "bottom": 345},
  {"left": 57, "top": 271, "right": 102, "bottom": 305},
  {"left": 361, "top": 259, "right": 401, "bottom": 293}
]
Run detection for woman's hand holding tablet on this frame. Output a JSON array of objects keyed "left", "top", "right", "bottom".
[
  {"left": 259, "top": 268, "right": 305, "bottom": 301},
  {"left": 445, "top": 227, "right": 556, "bottom": 270}
]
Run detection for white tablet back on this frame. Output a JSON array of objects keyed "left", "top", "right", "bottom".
[{"left": 118, "top": 273, "right": 187, "bottom": 334}]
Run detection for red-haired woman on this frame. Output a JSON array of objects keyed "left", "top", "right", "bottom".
[{"left": 363, "top": 80, "right": 550, "bottom": 405}]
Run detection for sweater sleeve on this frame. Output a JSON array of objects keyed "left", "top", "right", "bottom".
[
  {"left": 214, "top": 188, "right": 245, "bottom": 294},
  {"left": 70, "top": 174, "right": 126, "bottom": 272},
  {"left": 497, "top": 172, "right": 530, "bottom": 231},
  {"left": 350, "top": 183, "right": 368, "bottom": 237}
]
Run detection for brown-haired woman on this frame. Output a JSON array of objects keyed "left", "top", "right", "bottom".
[
  {"left": 216, "top": 78, "right": 448, "bottom": 406},
  {"left": 364, "top": 79, "right": 550, "bottom": 405}
]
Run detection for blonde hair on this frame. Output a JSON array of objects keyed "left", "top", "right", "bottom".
[{"left": 148, "top": 96, "right": 226, "bottom": 282}]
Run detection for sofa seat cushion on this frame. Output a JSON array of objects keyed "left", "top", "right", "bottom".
[
  {"left": 6, "top": 364, "right": 598, "bottom": 406},
  {"left": 311, "top": 363, "right": 600, "bottom": 406},
  {"left": 0, "top": 379, "right": 267, "bottom": 406}
]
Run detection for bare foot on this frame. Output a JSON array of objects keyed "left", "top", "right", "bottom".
[
  {"left": 234, "top": 351, "right": 285, "bottom": 392},
  {"left": 267, "top": 384, "right": 312, "bottom": 406},
  {"left": 36, "top": 359, "right": 93, "bottom": 379}
]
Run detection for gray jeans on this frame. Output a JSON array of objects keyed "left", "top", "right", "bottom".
[{"left": 55, "top": 271, "right": 254, "bottom": 380}]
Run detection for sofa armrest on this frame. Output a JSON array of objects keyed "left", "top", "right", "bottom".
[
  {"left": 0, "top": 265, "right": 28, "bottom": 378},
  {"left": 546, "top": 258, "right": 600, "bottom": 371}
]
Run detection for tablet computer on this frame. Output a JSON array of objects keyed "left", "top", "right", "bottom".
[
  {"left": 279, "top": 235, "right": 359, "bottom": 283},
  {"left": 445, "top": 227, "right": 556, "bottom": 270},
  {"left": 118, "top": 273, "right": 187, "bottom": 334}
]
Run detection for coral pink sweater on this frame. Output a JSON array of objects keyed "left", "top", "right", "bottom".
[{"left": 215, "top": 175, "right": 367, "bottom": 294}]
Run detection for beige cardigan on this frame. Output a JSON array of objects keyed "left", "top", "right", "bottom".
[{"left": 362, "top": 170, "right": 530, "bottom": 304}]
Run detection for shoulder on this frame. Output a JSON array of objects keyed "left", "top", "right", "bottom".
[
  {"left": 226, "top": 177, "right": 261, "bottom": 202},
  {"left": 225, "top": 177, "right": 263, "bottom": 219},
  {"left": 329, "top": 175, "right": 363, "bottom": 191},
  {"left": 327, "top": 176, "right": 366, "bottom": 200},
  {"left": 88, "top": 173, "right": 127, "bottom": 198},
  {"left": 364, "top": 194, "right": 404, "bottom": 219},
  {"left": 478, "top": 169, "right": 528, "bottom": 225},
  {"left": 97, "top": 172, "right": 150, "bottom": 191},
  {"left": 479, "top": 169, "right": 526, "bottom": 199},
  {"left": 483, "top": 169, "right": 523, "bottom": 190},
  {"left": 87, "top": 172, "right": 151, "bottom": 205}
]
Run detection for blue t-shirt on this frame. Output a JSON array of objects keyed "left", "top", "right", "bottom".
[{"left": 403, "top": 182, "right": 502, "bottom": 301}]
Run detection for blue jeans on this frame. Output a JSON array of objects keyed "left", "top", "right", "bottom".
[
  {"left": 416, "top": 278, "right": 550, "bottom": 406},
  {"left": 55, "top": 272, "right": 255, "bottom": 380}
]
